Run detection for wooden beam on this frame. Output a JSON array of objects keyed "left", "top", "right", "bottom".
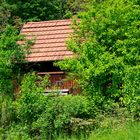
[{"left": 37, "top": 71, "right": 65, "bottom": 75}]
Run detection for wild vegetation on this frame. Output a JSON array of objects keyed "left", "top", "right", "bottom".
[
  {"left": 0, "top": 0, "right": 140, "bottom": 139},
  {"left": 57, "top": 0, "right": 140, "bottom": 118}
]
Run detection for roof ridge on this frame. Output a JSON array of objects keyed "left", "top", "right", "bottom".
[{"left": 25, "top": 19, "right": 72, "bottom": 24}]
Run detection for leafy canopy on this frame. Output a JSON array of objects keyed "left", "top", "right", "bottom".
[{"left": 57, "top": 0, "right": 140, "bottom": 108}]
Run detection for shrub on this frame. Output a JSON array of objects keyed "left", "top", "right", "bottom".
[
  {"left": 32, "top": 95, "right": 92, "bottom": 138},
  {"left": 15, "top": 73, "right": 93, "bottom": 138},
  {"left": 0, "top": 124, "right": 31, "bottom": 140},
  {"left": 16, "top": 72, "right": 49, "bottom": 124}
]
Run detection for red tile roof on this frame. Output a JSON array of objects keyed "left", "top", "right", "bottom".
[{"left": 21, "top": 19, "right": 74, "bottom": 62}]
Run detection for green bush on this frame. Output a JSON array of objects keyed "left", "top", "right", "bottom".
[
  {"left": 16, "top": 72, "right": 49, "bottom": 124},
  {"left": 15, "top": 73, "right": 92, "bottom": 138},
  {"left": 32, "top": 95, "right": 92, "bottom": 138},
  {"left": 0, "top": 124, "right": 31, "bottom": 140}
]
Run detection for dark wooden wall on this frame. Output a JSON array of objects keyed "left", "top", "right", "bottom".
[{"left": 27, "top": 61, "right": 78, "bottom": 94}]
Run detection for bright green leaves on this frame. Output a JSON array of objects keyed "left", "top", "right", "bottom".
[
  {"left": 57, "top": 0, "right": 140, "bottom": 113},
  {"left": 17, "top": 73, "right": 49, "bottom": 124},
  {"left": 0, "top": 26, "right": 29, "bottom": 96}
]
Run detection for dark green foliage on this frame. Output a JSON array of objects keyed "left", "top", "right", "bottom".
[
  {"left": 0, "top": 0, "right": 10, "bottom": 32},
  {"left": 0, "top": 0, "right": 89, "bottom": 30},
  {"left": 63, "top": 0, "right": 90, "bottom": 18},
  {"left": 6, "top": 0, "right": 63, "bottom": 21}
]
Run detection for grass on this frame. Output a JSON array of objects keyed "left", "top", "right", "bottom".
[
  {"left": 89, "top": 122, "right": 140, "bottom": 140},
  {"left": 1, "top": 116, "right": 139, "bottom": 140},
  {"left": 57, "top": 121, "right": 140, "bottom": 140}
]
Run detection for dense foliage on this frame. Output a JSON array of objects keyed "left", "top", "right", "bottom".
[
  {"left": 0, "top": 0, "right": 89, "bottom": 31},
  {"left": 1, "top": 73, "right": 93, "bottom": 139},
  {"left": 57, "top": 0, "right": 140, "bottom": 116},
  {"left": 0, "top": 26, "right": 30, "bottom": 96},
  {"left": 0, "top": 0, "right": 140, "bottom": 139}
]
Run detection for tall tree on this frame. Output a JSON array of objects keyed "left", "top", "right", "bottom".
[
  {"left": 0, "top": 0, "right": 89, "bottom": 26},
  {"left": 57, "top": 0, "right": 140, "bottom": 107}
]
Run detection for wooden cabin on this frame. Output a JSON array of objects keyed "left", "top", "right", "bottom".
[{"left": 21, "top": 19, "right": 77, "bottom": 95}]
